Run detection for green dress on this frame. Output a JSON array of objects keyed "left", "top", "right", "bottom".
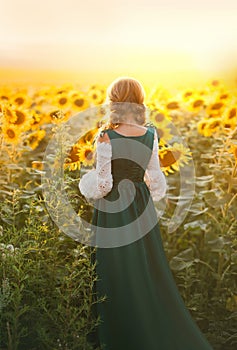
[{"left": 89, "top": 126, "right": 213, "bottom": 350}]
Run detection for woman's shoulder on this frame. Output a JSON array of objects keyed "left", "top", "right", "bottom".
[
  {"left": 98, "top": 128, "right": 111, "bottom": 143},
  {"left": 144, "top": 122, "right": 160, "bottom": 142},
  {"left": 144, "top": 121, "right": 156, "bottom": 129}
]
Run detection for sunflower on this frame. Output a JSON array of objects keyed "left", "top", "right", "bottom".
[
  {"left": 0, "top": 86, "right": 10, "bottom": 102},
  {"left": 70, "top": 92, "right": 90, "bottom": 111},
  {"left": 77, "top": 127, "right": 99, "bottom": 146},
  {"left": 219, "top": 92, "right": 229, "bottom": 100},
  {"left": 53, "top": 92, "right": 70, "bottom": 109},
  {"left": 197, "top": 119, "right": 210, "bottom": 136},
  {"left": 182, "top": 89, "right": 194, "bottom": 100},
  {"left": 29, "top": 110, "right": 43, "bottom": 130},
  {"left": 205, "top": 100, "right": 226, "bottom": 118},
  {"left": 88, "top": 85, "right": 106, "bottom": 105},
  {"left": 149, "top": 108, "right": 172, "bottom": 125},
  {"left": 159, "top": 142, "right": 192, "bottom": 175},
  {"left": 11, "top": 108, "right": 32, "bottom": 131},
  {"left": 166, "top": 101, "right": 180, "bottom": 110},
  {"left": 205, "top": 117, "right": 222, "bottom": 136},
  {"left": 64, "top": 143, "right": 81, "bottom": 171},
  {"left": 2, "top": 106, "right": 17, "bottom": 123},
  {"left": 24, "top": 130, "right": 46, "bottom": 150},
  {"left": 183, "top": 90, "right": 207, "bottom": 113},
  {"left": 2, "top": 124, "right": 21, "bottom": 144},
  {"left": 222, "top": 106, "right": 237, "bottom": 129},
  {"left": 77, "top": 142, "right": 95, "bottom": 167},
  {"left": 11, "top": 91, "right": 30, "bottom": 107}
]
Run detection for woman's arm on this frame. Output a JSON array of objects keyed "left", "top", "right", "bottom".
[
  {"left": 78, "top": 132, "right": 113, "bottom": 200},
  {"left": 144, "top": 130, "right": 168, "bottom": 201}
]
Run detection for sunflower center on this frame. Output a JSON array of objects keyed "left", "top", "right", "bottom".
[
  {"left": 160, "top": 150, "right": 181, "bottom": 167},
  {"left": 224, "top": 123, "right": 231, "bottom": 128},
  {"left": 68, "top": 146, "right": 80, "bottom": 163},
  {"left": 59, "top": 97, "right": 67, "bottom": 105},
  {"left": 229, "top": 108, "right": 236, "bottom": 119},
  {"left": 14, "top": 111, "right": 25, "bottom": 125},
  {"left": 201, "top": 122, "right": 207, "bottom": 130},
  {"left": 193, "top": 99, "right": 204, "bottom": 108},
  {"left": 211, "top": 102, "right": 223, "bottom": 110},
  {"left": 1, "top": 95, "right": 9, "bottom": 100},
  {"left": 154, "top": 113, "right": 165, "bottom": 122},
  {"left": 209, "top": 121, "right": 221, "bottom": 129},
  {"left": 184, "top": 91, "right": 193, "bottom": 97},
  {"left": 15, "top": 97, "right": 24, "bottom": 105},
  {"left": 220, "top": 94, "right": 228, "bottom": 99},
  {"left": 74, "top": 98, "right": 84, "bottom": 107},
  {"left": 7, "top": 129, "right": 16, "bottom": 139},
  {"left": 85, "top": 150, "right": 93, "bottom": 159},
  {"left": 166, "top": 101, "right": 179, "bottom": 109}
]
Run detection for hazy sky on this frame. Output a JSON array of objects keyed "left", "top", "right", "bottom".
[{"left": 1, "top": 0, "right": 237, "bottom": 80}]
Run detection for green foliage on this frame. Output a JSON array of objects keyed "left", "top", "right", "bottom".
[
  {"left": 159, "top": 122, "right": 237, "bottom": 350},
  {"left": 0, "top": 192, "right": 102, "bottom": 350}
]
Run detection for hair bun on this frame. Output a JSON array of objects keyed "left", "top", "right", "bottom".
[{"left": 109, "top": 101, "right": 146, "bottom": 125}]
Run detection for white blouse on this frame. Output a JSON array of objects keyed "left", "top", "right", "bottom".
[{"left": 78, "top": 131, "right": 168, "bottom": 201}]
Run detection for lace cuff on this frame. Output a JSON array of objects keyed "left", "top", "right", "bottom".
[
  {"left": 144, "top": 131, "right": 168, "bottom": 201},
  {"left": 78, "top": 141, "right": 113, "bottom": 200}
]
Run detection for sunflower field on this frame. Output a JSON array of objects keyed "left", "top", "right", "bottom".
[{"left": 0, "top": 78, "right": 237, "bottom": 350}]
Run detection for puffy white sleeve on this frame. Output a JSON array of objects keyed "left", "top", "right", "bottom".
[
  {"left": 144, "top": 131, "right": 168, "bottom": 201},
  {"left": 78, "top": 141, "right": 113, "bottom": 200}
]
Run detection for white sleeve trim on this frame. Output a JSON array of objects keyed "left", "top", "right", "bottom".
[
  {"left": 144, "top": 131, "right": 168, "bottom": 201},
  {"left": 78, "top": 141, "right": 113, "bottom": 200}
]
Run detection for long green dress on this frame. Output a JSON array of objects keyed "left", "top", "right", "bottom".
[{"left": 89, "top": 126, "right": 213, "bottom": 350}]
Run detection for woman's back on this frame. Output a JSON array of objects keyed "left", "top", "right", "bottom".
[{"left": 101, "top": 126, "right": 155, "bottom": 187}]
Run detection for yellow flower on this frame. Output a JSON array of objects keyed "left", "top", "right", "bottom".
[
  {"left": 222, "top": 106, "right": 237, "bottom": 130},
  {"left": 29, "top": 110, "right": 43, "bottom": 130},
  {"left": 205, "top": 117, "right": 222, "bottom": 136},
  {"left": 53, "top": 92, "right": 70, "bottom": 109},
  {"left": 3, "top": 105, "right": 31, "bottom": 130},
  {"left": 149, "top": 108, "right": 172, "bottom": 125},
  {"left": 77, "top": 127, "right": 99, "bottom": 146},
  {"left": 182, "top": 90, "right": 194, "bottom": 100},
  {"left": 77, "top": 142, "right": 95, "bottom": 167},
  {"left": 2, "top": 106, "right": 17, "bottom": 123},
  {"left": 64, "top": 128, "right": 98, "bottom": 171},
  {"left": 166, "top": 100, "right": 180, "bottom": 110},
  {"left": 0, "top": 87, "right": 10, "bottom": 102},
  {"left": 197, "top": 119, "right": 210, "bottom": 136},
  {"left": 205, "top": 101, "right": 226, "bottom": 118},
  {"left": 191, "top": 98, "right": 205, "bottom": 109},
  {"left": 88, "top": 85, "right": 105, "bottom": 105},
  {"left": 159, "top": 143, "right": 192, "bottom": 174},
  {"left": 24, "top": 130, "right": 46, "bottom": 150},
  {"left": 11, "top": 91, "right": 30, "bottom": 107},
  {"left": 70, "top": 92, "right": 90, "bottom": 111},
  {"left": 2, "top": 124, "right": 21, "bottom": 144}
]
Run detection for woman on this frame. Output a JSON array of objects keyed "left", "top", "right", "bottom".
[{"left": 79, "top": 77, "right": 213, "bottom": 349}]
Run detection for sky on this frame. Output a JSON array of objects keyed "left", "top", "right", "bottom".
[{"left": 1, "top": 0, "right": 237, "bottom": 86}]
